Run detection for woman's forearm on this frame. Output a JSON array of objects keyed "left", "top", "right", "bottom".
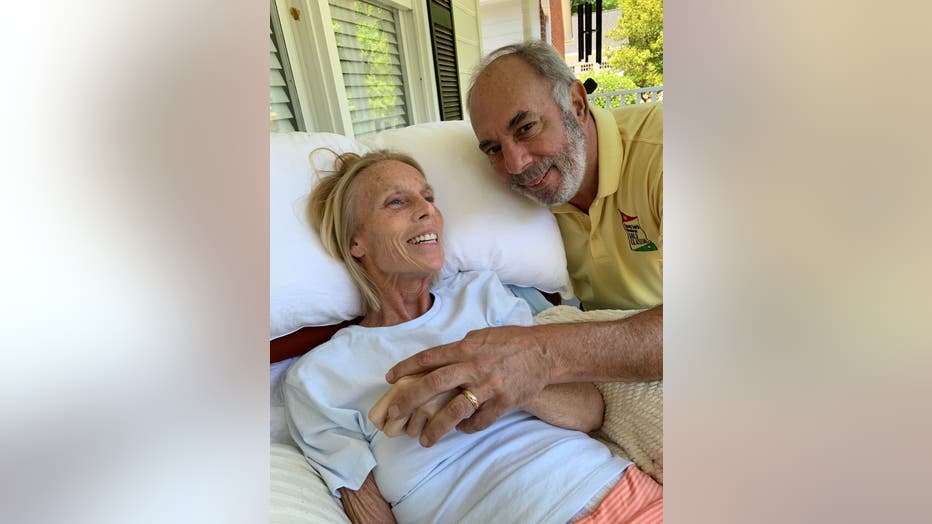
[
  {"left": 521, "top": 382, "right": 604, "bottom": 432},
  {"left": 339, "top": 472, "right": 395, "bottom": 524}
]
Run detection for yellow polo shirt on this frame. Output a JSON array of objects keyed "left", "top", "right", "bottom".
[{"left": 551, "top": 103, "right": 663, "bottom": 310}]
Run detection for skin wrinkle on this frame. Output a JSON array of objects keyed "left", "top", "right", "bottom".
[
  {"left": 339, "top": 472, "right": 396, "bottom": 523},
  {"left": 352, "top": 175, "right": 438, "bottom": 274}
]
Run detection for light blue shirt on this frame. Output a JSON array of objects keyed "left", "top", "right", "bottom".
[{"left": 284, "top": 270, "right": 629, "bottom": 523}]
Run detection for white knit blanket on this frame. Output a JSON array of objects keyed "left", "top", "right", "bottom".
[{"left": 534, "top": 306, "right": 664, "bottom": 484}]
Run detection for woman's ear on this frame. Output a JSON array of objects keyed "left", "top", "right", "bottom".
[{"left": 350, "top": 236, "right": 365, "bottom": 259}]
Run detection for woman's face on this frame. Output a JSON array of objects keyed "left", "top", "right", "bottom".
[{"left": 349, "top": 160, "right": 445, "bottom": 280}]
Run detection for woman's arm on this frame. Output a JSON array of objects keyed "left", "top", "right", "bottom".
[
  {"left": 521, "top": 382, "right": 604, "bottom": 432},
  {"left": 338, "top": 472, "right": 396, "bottom": 524}
]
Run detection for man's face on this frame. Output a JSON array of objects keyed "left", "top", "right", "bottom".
[{"left": 469, "top": 55, "right": 586, "bottom": 206}]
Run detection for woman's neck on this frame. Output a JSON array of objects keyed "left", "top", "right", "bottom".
[{"left": 361, "top": 275, "right": 434, "bottom": 327}]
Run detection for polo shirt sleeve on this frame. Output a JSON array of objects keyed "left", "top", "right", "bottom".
[{"left": 654, "top": 162, "right": 663, "bottom": 253}]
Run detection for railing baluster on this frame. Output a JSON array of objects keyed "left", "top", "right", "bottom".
[{"left": 587, "top": 86, "right": 663, "bottom": 106}]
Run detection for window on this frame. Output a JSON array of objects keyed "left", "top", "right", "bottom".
[
  {"left": 270, "top": 4, "right": 305, "bottom": 132},
  {"left": 330, "top": 0, "right": 410, "bottom": 137},
  {"left": 270, "top": 0, "right": 481, "bottom": 137}
]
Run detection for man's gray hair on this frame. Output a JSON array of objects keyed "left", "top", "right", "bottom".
[{"left": 467, "top": 40, "right": 577, "bottom": 112}]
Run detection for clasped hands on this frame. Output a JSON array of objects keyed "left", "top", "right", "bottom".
[{"left": 368, "top": 325, "right": 551, "bottom": 447}]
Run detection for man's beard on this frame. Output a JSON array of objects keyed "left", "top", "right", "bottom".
[{"left": 509, "top": 111, "right": 587, "bottom": 206}]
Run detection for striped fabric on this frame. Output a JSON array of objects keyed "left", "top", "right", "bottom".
[
  {"left": 271, "top": 443, "right": 350, "bottom": 524},
  {"left": 573, "top": 466, "right": 663, "bottom": 524}
]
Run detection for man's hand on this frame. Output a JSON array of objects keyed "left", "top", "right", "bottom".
[{"left": 368, "top": 325, "right": 553, "bottom": 447}]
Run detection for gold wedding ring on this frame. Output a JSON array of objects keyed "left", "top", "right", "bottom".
[{"left": 461, "top": 389, "right": 480, "bottom": 411}]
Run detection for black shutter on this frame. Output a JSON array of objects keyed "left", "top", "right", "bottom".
[{"left": 427, "top": 0, "right": 462, "bottom": 120}]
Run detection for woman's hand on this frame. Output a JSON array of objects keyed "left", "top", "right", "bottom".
[{"left": 372, "top": 374, "right": 462, "bottom": 441}]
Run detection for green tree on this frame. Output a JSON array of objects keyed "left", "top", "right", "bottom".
[
  {"left": 606, "top": 0, "right": 662, "bottom": 88},
  {"left": 571, "top": 0, "right": 619, "bottom": 11},
  {"left": 578, "top": 71, "right": 638, "bottom": 108},
  {"left": 335, "top": 2, "right": 405, "bottom": 132},
  {"left": 355, "top": 3, "right": 398, "bottom": 119}
]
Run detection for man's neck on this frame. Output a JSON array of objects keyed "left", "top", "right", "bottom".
[{"left": 568, "top": 112, "right": 600, "bottom": 212}]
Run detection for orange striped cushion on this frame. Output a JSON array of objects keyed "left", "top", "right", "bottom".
[{"left": 574, "top": 466, "right": 663, "bottom": 524}]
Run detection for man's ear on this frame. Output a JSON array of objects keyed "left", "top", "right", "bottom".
[{"left": 569, "top": 80, "right": 590, "bottom": 121}]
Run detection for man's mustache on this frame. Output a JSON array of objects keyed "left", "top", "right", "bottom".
[{"left": 513, "top": 157, "right": 556, "bottom": 186}]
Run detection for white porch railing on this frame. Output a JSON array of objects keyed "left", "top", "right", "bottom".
[{"left": 588, "top": 86, "right": 664, "bottom": 108}]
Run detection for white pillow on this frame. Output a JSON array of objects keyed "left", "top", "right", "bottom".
[
  {"left": 270, "top": 122, "right": 572, "bottom": 339},
  {"left": 270, "top": 132, "right": 366, "bottom": 337}
]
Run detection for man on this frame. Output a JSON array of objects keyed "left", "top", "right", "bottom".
[{"left": 370, "top": 41, "right": 663, "bottom": 448}]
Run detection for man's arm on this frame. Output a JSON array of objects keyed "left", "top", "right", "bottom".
[
  {"left": 369, "top": 305, "right": 661, "bottom": 447},
  {"left": 338, "top": 472, "right": 396, "bottom": 524},
  {"left": 543, "top": 305, "right": 662, "bottom": 383}
]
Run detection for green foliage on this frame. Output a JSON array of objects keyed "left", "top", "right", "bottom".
[
  {"left": 606, "top": 0, "right": 663, "bottom": 88},
  {"left": 335, "top": 0, "right": 405, "bottom": 133},
  {"left": 578, "top": 72, "right": 638, "bottom": 107},
  {"left": 355, "top": 3, "right": 398, "bottom": 117},
  {"left": 571, "top": 0, "right": 619, "bottom": 10}
]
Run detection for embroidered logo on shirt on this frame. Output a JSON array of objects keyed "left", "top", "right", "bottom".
[{"left": 620, "top": 211, "right": 658, "bottom": 252}]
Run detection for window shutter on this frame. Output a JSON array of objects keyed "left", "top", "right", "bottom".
[
  {"left": 330, "top": 0, "right": 410, "bottom": 138},
  {"left": 270, "top": 5, "right": 304, "bottom": 132},
  {"left": 427, "top": 0, "right": 461, "bottom": 120}
]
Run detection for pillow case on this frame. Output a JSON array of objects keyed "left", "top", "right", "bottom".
[
  {"left": 270, "top": 122, "right": 572, "bottom": 339},
  {"left": 270, "top": 132, "right": 366, "bottom": 337}
]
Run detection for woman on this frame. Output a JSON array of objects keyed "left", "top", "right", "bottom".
[{"left": 284, "top": 149, "right": 662, "bottom": 523}]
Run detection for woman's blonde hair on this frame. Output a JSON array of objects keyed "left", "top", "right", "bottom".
[{"left": 307, "top": 148, "right": 427, "bottom": 313}]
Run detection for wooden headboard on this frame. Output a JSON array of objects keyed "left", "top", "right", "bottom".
[
  {"left": 270, "top": 292, "right": 559, "bottom": 363},
  {"left": 270, "top": 318, "right": 363, "bottom": 363}
]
